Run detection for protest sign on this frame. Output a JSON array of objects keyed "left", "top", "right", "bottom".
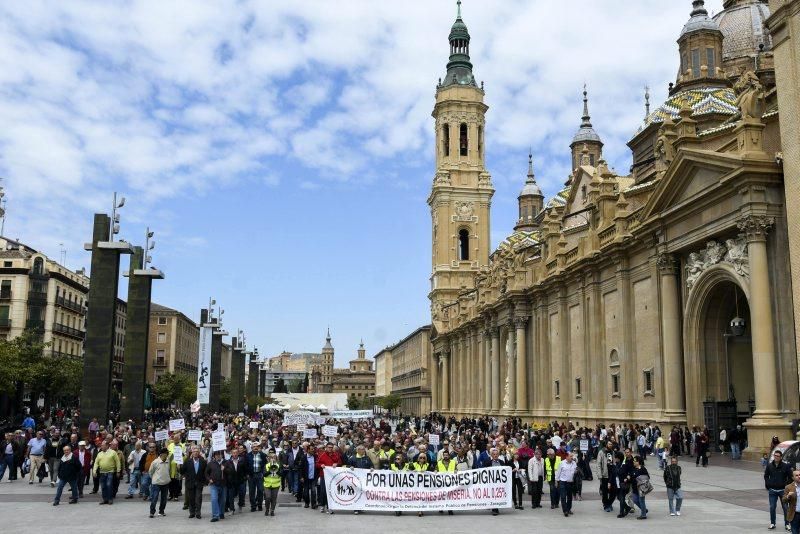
[
  {"left": 323, "top": 425, "right": 339, "bottom": 438},
  {"left": 297, "top": 424, "right": 307, "bottom": 433},
  {"left": 428, "top": 434, "right": 440, "bottom": 446},
  {"left": 324, "top": 466, "right": 512, "bottom": 512},
  {"left": 283, "top": 411, "right": 320, "bottom": 426},
  {"left": 579, "top": 439, "right": 589, "bottom": 452},
  {"left": 249, "top": 422, "right": 259, "bottom": 429},
  {"left": 172, "top": 446, "right": 183, "bottom": 464},
  {"left": 187, "top": 430, "right": 202, "bottom": 442},
  {"left": 168, "top": 418, "right": 185, "bottom": 432},
  {"left": 154, "top": 430, "right": 168, "bottom": 442},
  {"left": 211, "top": 431, "right": 227, "bottom": 452},
  {"left": 303, "top": 428, "right": 318, "bottom": 439},
  {"left": 217, "top": 423, "right": 224, "bottom": 431},
  {"left": 328, "top": 410, "right": 372, "bottom": 420},
  {"left": 316, "top": 417, "right": 326, "bottom": 426}
]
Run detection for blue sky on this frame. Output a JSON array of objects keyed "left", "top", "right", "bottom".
[{"left": 0, "top": 0, "right": 724, "bottom": 365}]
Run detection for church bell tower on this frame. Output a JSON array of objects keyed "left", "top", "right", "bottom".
[{"left": 428, "top": 0, "right": 494, "bottom": 329}]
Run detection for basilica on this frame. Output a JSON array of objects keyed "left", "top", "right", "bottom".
[{"left": 428, "top": 0, "right": 800, "bottom": 454}]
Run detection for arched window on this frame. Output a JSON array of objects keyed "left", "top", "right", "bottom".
[
  {"left": 442, "top": 124, "right": 450, "bottom": 157},
  {"left": 458, "top": 229, "right": 469, "bottom": 261},
  {"left": 33, "top": 257, "right": 44, "bottom": 275},
  {"left": 459, "top": 123, "right": 468, "bottom": 156},
  {"left": 609, "top": 349, "right": 620, "bottom": 397}
]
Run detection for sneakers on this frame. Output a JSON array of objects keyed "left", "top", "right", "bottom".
[
  {"left": 670, "top": 512, "right": 676, "bottom": 516},
  {"left": 786, "top": 526, "right": 791, "bottom": 532},
  {"left": 53, "top": 502, "right": 59, "bottom": 506},
  {"left": 676, "top": 511, "right": 681, "bottom": 516},
  {"left": 768, "top": 525, "right": 776, "bottom": 530},
  {"left": 50, "top": 481, "right": 55, "bottom": 487}
]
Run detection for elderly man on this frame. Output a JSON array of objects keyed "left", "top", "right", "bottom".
[
  {"left": 482, "top": 447, "right": 506, "bottom": 516},
  {"left": 247, "top": 442, "right": 267, "bottom": 511},
  {"left": 53, "top": 445, "right": 81, "bottom": 505},
  {"left": 148, "top": 448, "right": 171, "bottom": 518},
  {"left": 555, "top": 454, "right": 578, "bottom": 517},
  {"left": 782, "top": 470, "right": 800, "bottom": 534},
  {"left": 1, "top": 432, "right": 20, "bottom": 482},
  {"left": 26, "top": 430, "right": 47, "bottom": 484},
  {"left": 180, "top": 446, "right": 207, "bottom": 519},
  {"left": 74, "top": 441, "right": 92, "bottom": 497},
  {"left": 125, "top": 441, "right": 146, "bottom": 499},
  {"left": 93, "top": 441, "right": 121, "bottom": 505}
]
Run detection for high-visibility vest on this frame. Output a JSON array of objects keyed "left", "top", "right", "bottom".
[
  {"left": 390, "top": 462, "right": 408, "bottom": 471},
  {"left": 263, "top": 462, "right": 281, "bottom": 489},
  {"left": 437, "top": 459, "right": 456, "bottom": 472},
  {"left": 544, "top": 457, "right": 561, "bottom": 482},
  {"left": 412, "top": 462, "right": 429, "bottom": 472}
]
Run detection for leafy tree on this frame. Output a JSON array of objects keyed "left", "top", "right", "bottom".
[
  {"left": 347, "top": 394, "right": 361, "bottom": 410},
  {"left": 152, "top": 372, "right": 194, "bottom": 407},
  {"left": 378, "top": 394, "right": 402, "bottom": 414}
]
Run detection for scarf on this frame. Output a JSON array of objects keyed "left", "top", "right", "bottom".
[{"left": 61, "top": 452, "right": 73, "bottom": 462}]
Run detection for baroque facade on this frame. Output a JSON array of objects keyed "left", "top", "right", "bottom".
[{"left": 429, "top": 0, "right": 799, "bottom": 453}]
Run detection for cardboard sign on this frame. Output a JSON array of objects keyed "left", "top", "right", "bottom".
[
  {"left": 169, "top": 418, "right": 185, "bottom": 432},
  {"left": 238, "top": 412, "right": 244, "bottom": 416},
  {"left": 428, "top": 434, "right": 440, "bottom": 446},
  {"left": 154, "top": 430, "right": 168, "bottom": 442},
  {"left": 172, "top": 446, "right": 183, "bottom": 464},
  {"left": 211, "top": 430, "right": 227, "bottom": 452},
  {"left": 316, "top": 417, "right": 326, "bottom": 426},
  {"left": 187, "top": 430, "right": 202, "bottom": 442},
  {"left": 322, "top": 425, "right": 339, "bottom": 438},
  {"left": 297, "top": 424, "right": 307, "bottom": 432},
  {"left": 217, "top": 423, "right": 224, "bottom": 431},
  {"left": 303, "top": 428, "right": 318, "bottom": 439},
  {"left": 579, "top": 439, "right": 589, "bottom": 452},
  {"left": 249, "top": 422, "right": 259, "bottom": 429}
]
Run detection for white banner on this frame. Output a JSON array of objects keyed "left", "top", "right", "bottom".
[
  {"left": 172, "top": 446, "right": 183, "bottom": 464},
  {"left": 197, "top": 325, "right": 214, "bottom": 404},
  {"left": 303, "top": 428, "right": 318, "bottom": 439},
  {"left": 169, "top": 418, "right": 185, "bottom": 432},
  {"left": 249, "top": 422, "right": 259, "bottom": 429},
  {"left": 324, "top": 466, "right": 512, "bottom": 512},
  {"left": 284, "top": 411, "right": 319, "bottom": 425},
  {"left": 322, "top": 425, "right": 339, "bottom": 437},
  {"left": 211, "top": 430, "right": 227, "bottom": 452},
  {"left": 328, "top": 410, "right": 373, "bottom": 420},
  {"left": 154, "top": 430, "right": 168, "bottom": 442},
  {"left": 187, "top": 430, "right": 202, "bottom": 442}
]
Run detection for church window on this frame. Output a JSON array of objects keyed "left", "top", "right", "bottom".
[
  {"left": 681, "top": 53, "right": 688, "bottom": 74},
  {"left": 691, "top": 48, "right": 700, "bottom": 78},
  {"left": 581, "top": 184, "right": 587, "bottom": 202},
  {"left": 458, "top": 229, "right": 469, "bottom": 261},
  {"left": 706, "top": 48, "right": 716, "bottom": 77},
  {"left": 575, "top": 377, "right": 582, "bottom": 398},
  {"left": 610, "top": 349, "right": 620, "bottom": 397},
  {"left": 643, "top": 368, "right": 653, "bottom": 396},
  {"left": 442, "top": 124, "right": 450, "bottom": 157},
  {"left": 589, "top": 154, "right": 595, "bottom": 166},
  {"left": 554, "top": 379, "right": 560, "bottom": 399},
  {"left": 477, "top": 126, "right": 483, "bottom": 158},
  {"left": 459, "top": 123, "right": 468, "bottom": 156},
  {"left": 611, "top": 374, "right": 620, "bottom": 397}
]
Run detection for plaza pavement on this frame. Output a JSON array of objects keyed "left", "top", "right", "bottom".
[{"left": 0, "top": 456, "right": 776, "bottom": 533}]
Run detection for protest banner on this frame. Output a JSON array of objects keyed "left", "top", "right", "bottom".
[
  {"left": 172, "top": 446, "right": 183, "bottom": 464},
  {"left": 428, "top": 434, "right": 440, "bottom": 446},
  {"left": 297, "top": 424, "right": 307, "bottom": 433},
  {"left": 187, "top": 430, "right": 202, "bottom": 442},
  {"left": 211, "top": 430, "right": 227, "bottom": 452},
  {"left": 324, "top": 466, "right": 512, "bottom": 512},
  {"left": 328, "top": 410, "right": 373, "bottom": 420},
  {"left": 283, "top": 411, "right": 320, "bottom": 426},
  {"left": 303, "top": 428, "right": 318, "bottom": 439},
  {"left": 154, "top": 430, "right": 168, "bottom": 442},
  {"left": 169, "top": 418, "right": 185, "bottom": 432},
  {"left": 323, "top": 425, "right": 339, "bottom": 438},
  {"left": 579, "top": 439, "right": 589, "bottom": 452},
  {"left": 249, "top": 422, "right": 259, "bottom": 429}
]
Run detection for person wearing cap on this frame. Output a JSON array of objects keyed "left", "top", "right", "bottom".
[
  {"left": 148, "top": 447, "right": 171, "bottom": 518},
  {"left": 74, "top": 441, "right": 91, "bottom": 497},
  {"left": 206, "top": 450, "right": 227, "bottom": 522},
  {"left": 263, "top": 449, "right": 282, "bottom": 516}
]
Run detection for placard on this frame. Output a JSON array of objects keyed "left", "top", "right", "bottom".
[
  {"left": 324, "top": 466, "right": 512, "bottom": 512},
  {"left": 249, "top": 422, "right": 259, "bottom": 429},
  {"left": 297, "top": 424, "right": 307, "bottom": 432},
  {"left": 283, "top": 411, "right": 320, "bottom": 425},
  {"left": 187, "top": 430, "right": 202, "bottom": 442},
  {"left": 316, "top": 417, "right": 326, "bottom": 426},
  {"left": 154, "top": 430, "right": 168, "bottom": 442},
  {"left": 579, "top": 439, "right": 589, "bottom": 452},
  {"left": 217, "top": 423, "right": 224, "bottom": 431},
  {"left": 322, "top": 425, "right": 339, "bottom": 438},
  {"left": 428, "top": 434, "right": 440, "bottom": 446},
  {"left": 328, "top": 410, "right": 372, "bottom": 420},
  {"left": 169, "top": 418, "right": 185, "bottom": 432},
  {"left": 211, "top": 430, "right": 227, "bottom": 452},
  {"left": 303, "top": 428, "right": 318, "bottom": 439},
  {"left": 172, "top": 446, "right": 183, "bottom": 464}
]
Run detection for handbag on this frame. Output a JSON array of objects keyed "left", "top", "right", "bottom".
[{"left": 636, "top": 474, "right": 653, "bottom": 495}]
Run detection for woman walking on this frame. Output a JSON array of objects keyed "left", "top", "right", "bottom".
[{"left": 628, "top": 456, "right": 650, "bottom": 520}]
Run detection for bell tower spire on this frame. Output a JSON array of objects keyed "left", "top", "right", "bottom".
[
  {"left": 429, "top": 0, "right": 493, "bottom": 333},
  {"left": 570, "top": 84, "right": 603, "bottom": 170}
]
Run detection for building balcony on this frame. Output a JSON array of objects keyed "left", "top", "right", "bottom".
[
  {"left": 0, "top": 318, "right": 10, "bottom": 328},
  {"left": 27, "top": 290, "right": 48, "bottom": 304},
  {"left": 56, "top": 296, "right": 87, "bottom": 315},
  {"left": 50, "top": 350, "right": 79, "bottom": 359},
  {"left": 0, "top": 290, "right": 11, "bottom": 301},
  {"left": 53, "top": 322, "right": 85, "bottom": 340},
  {"left": 26, "top": 319, "right": 45, "bottom": 331}
]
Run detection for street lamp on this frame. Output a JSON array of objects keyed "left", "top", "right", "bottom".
[
  {"left": 145, "top": 227, "right": 155, "bottom": 267},
  {"left": 110, "top": 192, "right": 126, "bottom": 241}
]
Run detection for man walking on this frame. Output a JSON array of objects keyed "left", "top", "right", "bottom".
[
  {"left": 765, "top": 449, "right": 793, "bottom": 530},
  {"left": 0, "top": 432, "right": 20, "bottom": 482},
  {"left": 125, "top": 441, "right": 145, "bottom": 499},
  {"left": 782, "top": 470, "right": 800, "bottom": 534},
  {"left": 75, "top": 441, "right": 92, "bottom": 497},
  {"left": 206, "top": 450, "right": 227, "bottom": 522},
  {"left": 26, "top": 430, "right": 47, "bottom": 484},
  {"left": 527, "top": 448, "right": 544, "bottom": 509},
  {"left": 664, "top": 456, "right": 683, "bottom": 516},
  {"left": 543, "top": 448, "right": 561, "bottom": 510},
  {"left": 247, "top": 443, "right": 266, "bottom": 511},
  {"left": 555, "top": 454, "right": 577, "bottom": 517},
  {"left": 93, "top": 441, "right": 121, "bottom": 505},
  {"left": 180, "top": 446, "right": 207, "bottom": 519},
  {"left": 52, "top": 445, "right": 81, "bottom": 506},
  {"left": 148, "top": 448, "right": 171, "bottom": 518}
]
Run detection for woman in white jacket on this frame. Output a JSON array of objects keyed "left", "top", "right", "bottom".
[{"left": 527, "top": 449, "right": 545, "bottom": 509}]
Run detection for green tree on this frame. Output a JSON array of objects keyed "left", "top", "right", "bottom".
[
  {"left": 378, "top": 394, "right": 402, "bottom": 414},
  {"left": 152, "top": 372, "right": 195, "bottom": 408},
  {"left": 347, "top": 394, "right": 361, "bottom": 410}
]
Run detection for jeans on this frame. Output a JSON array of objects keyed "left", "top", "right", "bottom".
[
  {"left": 98, "top": 472, "right": 114, "bottom": 503},
  {"left": 769, "top": 489, "right": 788, "bottom": 526},
  {"left": 632, "top": 492, "right": 647, "bottom": 517},
  {"left": 128, "top": 469, "right": 141, "bottom": 495},
  {"left": 730, "top": 443, "right": 740, "bottom": 460},
  {"left": 302, "top": 478, "right": 317, "bottom": 507},
  {"left": 288, "top": 469, "right": 299, "bottom": 496},
  {"left": 140, "top": 473, "right": 151, "bottom": 497},
  {"left": 149, "top": 483, "right": 168, "bottom": 515},
  {"left": 0, "top": 453, "right": 14, "bottom": 481},
  {"left": 248, "top": 474, "right": 264, "bottom": 508},
  {"left": 667, "top": 488, "right": 683, "bottom": 513},
  {"left": 548, "top": 480, "right": 559, "bottom": 507},
  {"left": 791, "top": 513, "right": 800, "bottom": 534},
  {"left": 54, "top": 478, "right": 78, "bottom": 503},
  {"left": 210, "top": 485, "right": 227, "bottom": 519},
  {"left": 559, "top": 482, "right": 573, "bottom": 514}
]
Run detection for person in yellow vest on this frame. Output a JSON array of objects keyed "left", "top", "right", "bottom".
[
  {"left": 166, "top": 434, "right": 184, "bottom": 502},
  {"left": 263, "top": 449, "right": 282, "bottom": 517},
  {"left": 437, "top": 450, "right": 456, "bottom": 516},
  {"left": 391, "top": 453, "right": 409, "bottom": 516},
  {"left": 544, "top": 448, "right": 562, "bottom": 510},
  {"left": 412, "top": 453, "right": 430, "bottom": 517}
]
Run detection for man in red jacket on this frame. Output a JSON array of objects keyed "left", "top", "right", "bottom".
[
  {"left": 316, "top": 442, "right": 342, "bottom": 514},
  {"left": 74, "top": 441, "right": 92, "bottom": 498}
]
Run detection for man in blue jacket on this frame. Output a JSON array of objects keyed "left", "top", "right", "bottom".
[{"left": 246, "top": 443, "right": 266, "bottom": 512}]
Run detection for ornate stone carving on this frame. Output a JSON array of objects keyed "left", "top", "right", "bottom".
[
  {"left": 733, "top": 70, "right": 765, "bottom": 120},
  {"left": 656, "top": 252, "right": 679, "bottom": 275},
  {"left": 434, "top": 171, "right": 451, "bottom": 186},
  {"left": 453, "top": 201, "right": 474, "bottom": 221},
  {"left": 513, "top": 316, "right": 529, "bottom": 329},
  {"left": 737, "top": 215, "right": 774, "bottom": 243},
  {"left": 654, "top": 124, "right": 676, "bottom": 173},
  {"left": 685, "top": 237, "right": 750, "bottom": 290}
]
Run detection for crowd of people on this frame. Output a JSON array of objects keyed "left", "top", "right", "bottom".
[{"left": 0, "top": 409, "right": 798, "bottom": 532}]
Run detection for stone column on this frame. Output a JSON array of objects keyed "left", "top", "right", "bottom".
[
  {"left": 490, "top": 327, "right": 500, "bottom": 412},
  {"left": 441, "top": 350, "right": 450, "bottom": 412},
  {"left": 430, "top": 353, "right": 439, "bottom": 412},
  {"left": 515, "top": 317, "right": 528, "bottom": 414},
  {"left": 120, "top": 247, "right": 162, "bottom": 422},
  {"left": 657, "top": 253, "right": 686, "bottom": 419},
  {"left": 484, "top": 330, "right": 492, "bottom": 410},
  {"left": 739, "top": 215, "right": 781, "bottom": 418},
  {"left": 506, "top": 323, "right": 517, "bottom": 412}
]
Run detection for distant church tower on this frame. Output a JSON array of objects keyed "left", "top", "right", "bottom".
[
  {"left": 428, "top": 0, "right": 494, "bottom": 330},
  {"left": 318, "top": 328, "right": 334, "bottom": 393},
  {"left": 515, "top": 152, "right": 544, "bottom": 231}
]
